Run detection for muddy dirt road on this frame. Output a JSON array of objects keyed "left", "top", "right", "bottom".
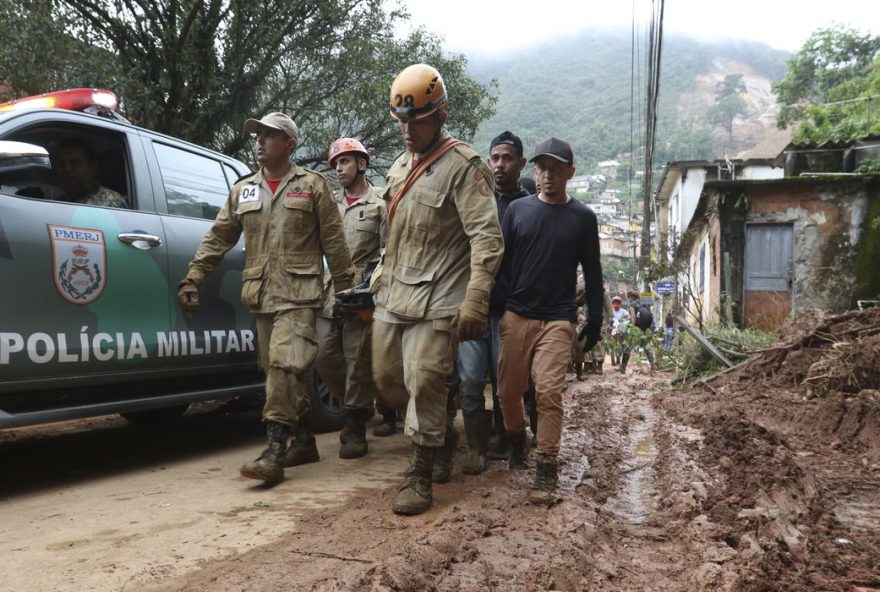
[
  {"left": 0, "top": 400, "right": 410, "bottom": 591},
  {"left": 2, "top": 310, "right": 879, "bottom": 592}
]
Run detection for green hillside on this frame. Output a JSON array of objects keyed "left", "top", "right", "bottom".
[{"left": 464, "top": 30, "right": 789, "bottom": 169}]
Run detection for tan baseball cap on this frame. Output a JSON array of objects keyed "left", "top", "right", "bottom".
[{"left": 243, "top": 112, "right": 298, "bottom": 142}]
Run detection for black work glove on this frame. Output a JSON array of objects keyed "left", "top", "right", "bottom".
[{"left": 578, "top": 321, "right": 601, "bottom": 352}]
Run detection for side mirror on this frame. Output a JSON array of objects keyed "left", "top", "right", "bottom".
[{"left": 0, "top": 140, "right": 51, "bottom": 174}]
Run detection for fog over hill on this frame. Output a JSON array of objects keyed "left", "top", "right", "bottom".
[{"left": 463, "top": 30, "right": 791, "bottom": 168}]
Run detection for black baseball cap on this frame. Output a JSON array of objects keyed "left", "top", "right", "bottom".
[
  {"left": 529, "top": 137, "right": 574, "bottom": 165},
  {"left": 489, "top": 131, "right": 523, "bottom": 158}
]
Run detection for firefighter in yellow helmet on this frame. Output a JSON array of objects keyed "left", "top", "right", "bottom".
[
  {"left": 314, "top": 138, "right": 390, "bottom": 459},
  {"left": 372, "top": 64, "right": 504, "bottom": 515}
]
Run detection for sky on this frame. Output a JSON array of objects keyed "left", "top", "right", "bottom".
[{"left": 396, "top": 0, "right": 880, "bottom": 56}]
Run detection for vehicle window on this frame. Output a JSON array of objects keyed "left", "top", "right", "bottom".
[
  {"left": 223, "top": 163, "right": 244, "bottom": 187},
  {"left": 153, "top": 142, "right": 228, "bottom": 220},
  {"left": 2, "top": 125, "right": 131, "bottom": 208}
]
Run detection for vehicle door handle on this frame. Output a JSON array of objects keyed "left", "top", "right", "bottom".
[{"left": 118, "top": 231, "right": 162, "bottom": 249}]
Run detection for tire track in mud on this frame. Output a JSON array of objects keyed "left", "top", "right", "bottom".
[{"left": 568, "top": 369, "right": 717, "bottom": 591}]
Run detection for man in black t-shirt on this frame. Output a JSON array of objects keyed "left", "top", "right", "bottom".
[{"left": 497, "top": 137, "right": 603, "bottom": 504}]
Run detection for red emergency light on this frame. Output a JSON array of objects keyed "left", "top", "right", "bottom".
[{"left": 0, "top": 88, "right": 118, "bottom": 113}]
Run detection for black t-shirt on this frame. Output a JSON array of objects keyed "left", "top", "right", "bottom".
[
  {"left": 500, "top": 195, "right": 603, "bottom": 323},
  {"left": 490, "top": 184, "right": 531, "bottom": 314}
]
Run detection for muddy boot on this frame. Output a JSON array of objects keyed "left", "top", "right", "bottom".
[
  {"left": 240, "top": 421, "right": 289, "bottom": 485},
  {"left": 508, "top": 430, "right": 529, "bottom": 470},
  {"left": 393, "top": 445, "right": 436, "bottom": 515},
  {"left": 372, "top": 409, "right": 397, "bottom": 437},
  {"left": 432, "top": 417, "right": 458, "bottom": 483},
  {"left": 574, "top": 361, "right": 584, "bottom": 381},
  {"left": 462, "top": 410, "right": 492, "bottom": 475},
  {"left": 283, "top": 422, "right": 320, "bottom": 467},
  {"left": 488, "top": 426, "right": 510, "bottom": 460},
  {"left": 488, "top": 402, "right": 510, "bottom": 460},
  {"left": 339, "top": 409, "right": 371, "bottom": 459},
  {"left": 527, "top": 456, "right": 559, "bottom": 505},
  {"left": 646, "top": 349, "right": 657, "bottom": 371},
  {"left": 617, "top": 352, "right": 630, "bottom": 374}
]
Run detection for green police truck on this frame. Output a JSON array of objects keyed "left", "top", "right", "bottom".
[{"left": 0, "top": 89, "right": 344, "bottom": 431}]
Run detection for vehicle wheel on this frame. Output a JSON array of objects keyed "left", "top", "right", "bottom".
[
  {"left": 121, "top": 404, "right": 190, "bottom": 424},
  {"left": 306, "top": 369, "right": 346, "bottom": 433}
]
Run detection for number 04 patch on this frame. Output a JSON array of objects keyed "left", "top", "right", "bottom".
[{"left": 239, "top": 184, "right": 260, "bottom": 202}]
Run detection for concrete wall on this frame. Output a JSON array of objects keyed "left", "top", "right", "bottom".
[
  {"left": 745, "top": 180, "right": 877, "bottom": 315},
  {"left": 739, "top": 164, "right": 783, "bottom": 180},
  {"left": 683, "top": 216, "right": 722, "bottom": 327}
]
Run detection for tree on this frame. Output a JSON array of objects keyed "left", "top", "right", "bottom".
[
  {"left": 791, "top": 56, "right": 880, "bottom": 144},
  {"left": 0, "top": 1, "right": 122, "bottom": 99},
  {"left": 707, "top": 74, "right": 748, "bottom": 146},
  {"left": 772, "top": 25, "right": 880, "bottom": 130},
  {"left": 1, "top": 1, "right": 496, "bottom": 170}
]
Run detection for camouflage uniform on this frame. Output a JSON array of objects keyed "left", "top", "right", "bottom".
[
  {"left": 315, "top": 185, "right": 387, "bottom": 412},
  {"left": 69, "top": 185, "right": 127, "bottom": 208},
  {"left": 184, "top": 164, "right": 354, "bottom": 425},
  {"left": 372, "top": 129, "right": 504, "bottom": 447}
]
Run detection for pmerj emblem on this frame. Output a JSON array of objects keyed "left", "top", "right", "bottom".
[{"left": 48, "top": 224, "right": 107, "bottom": 304}]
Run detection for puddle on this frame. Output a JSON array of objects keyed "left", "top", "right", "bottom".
[{"left": 603, "top": 392, "right": 660, "bottom": 525}]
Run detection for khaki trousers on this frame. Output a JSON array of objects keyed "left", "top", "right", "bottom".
[
  {"left": 498, "top": 311, "right": 574, "bottom": 457},
  {"left": 315, "top": 316, "right": 377, "bottom": 411},
  {"left": 372, "top": 317, "right": 456, "bottom": 447},
  {"left": 255, "top": 308, "right": 317, "bottom": 426}
]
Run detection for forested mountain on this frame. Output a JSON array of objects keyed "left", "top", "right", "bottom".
[{"left": 465, "top": 30, "right": 790, "bottom": 168}]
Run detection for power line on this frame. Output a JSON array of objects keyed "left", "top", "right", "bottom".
[{"left": 641, "top": 0, "right": 664, "bottom": 290}]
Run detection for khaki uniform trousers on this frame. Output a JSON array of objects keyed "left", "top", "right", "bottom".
[
  {"left": 498, "top": 311, "right": 575, "bottom": 457},
  {"left": 371, "top": 317, "right": 456, "bottom": 447},
  {"left": 256, "top": 308, "right": 317, "bottom": 426},
  {"left": 315, "top": 316, "right": 377, "bottom": 411}
]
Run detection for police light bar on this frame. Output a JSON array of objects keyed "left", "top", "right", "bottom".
[{"left": 0, "top": 88, "right": 118, "bottom": 113}]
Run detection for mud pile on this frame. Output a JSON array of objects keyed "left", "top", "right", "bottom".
[{"left": 661, "top": 307, "right": 880, "bottom": 591}]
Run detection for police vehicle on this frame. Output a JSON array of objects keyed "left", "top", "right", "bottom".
[{"left": 0, "top": 89, "right": 344, "bottom": 430}]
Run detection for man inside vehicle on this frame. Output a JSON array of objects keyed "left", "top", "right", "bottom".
[{"left": 54, "top": 137, "right": 127, "bottom": 208}]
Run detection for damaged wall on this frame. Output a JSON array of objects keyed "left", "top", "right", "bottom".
[{"left": 745, "top": 179, "right": 877, "bottom": 315}]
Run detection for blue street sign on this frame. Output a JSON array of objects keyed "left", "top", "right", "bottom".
[{"left": 655, "top": 279, "right": 676, "bottom": 294}]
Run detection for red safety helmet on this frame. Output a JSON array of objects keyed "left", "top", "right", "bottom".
[{"left": 328, "top": 137, "right": 369, "bottom": 167}]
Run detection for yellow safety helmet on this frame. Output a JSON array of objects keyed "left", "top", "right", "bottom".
[{"left": 389, "top": 64, "right": 447, "bottom": 122}]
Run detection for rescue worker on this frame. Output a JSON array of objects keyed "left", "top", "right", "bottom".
[
  {"left": 54, "top": 138, "right": 126, "bottom": 208},
  {"left": 314, "top": 137, "right": 389, "bottom": 459},
  {"left": 372, "top": 64, "right": 504, "bottom": 515},
  {"left": 178, "top": 113, "right": 354, "bottom": 486}
]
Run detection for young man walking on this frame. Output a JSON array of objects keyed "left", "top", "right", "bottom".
[
  {"left": 457, "top": 131, "right": 532, "bottom": 474},
  {"left": 372, "top": 64, "right": 504, "bottom": 515},
  {"left": 497, "top": 137, "right": 603, "bottom": 504},
  {"left": 314, "top": 138, "right": 388, "bottom": 459},
  {"left": 178, "top": 113, "right": 354, "bottom": 486}
]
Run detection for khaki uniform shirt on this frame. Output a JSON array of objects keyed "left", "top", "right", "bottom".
[
  {"left": 375, "top": 130, "right": 503, "bottom": 321},
  {"left": 319, "top": 184, "right": 387, "bottom": 318},
  {"left": 186, "top": 163, "right": 354, "bottom": 313}
]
